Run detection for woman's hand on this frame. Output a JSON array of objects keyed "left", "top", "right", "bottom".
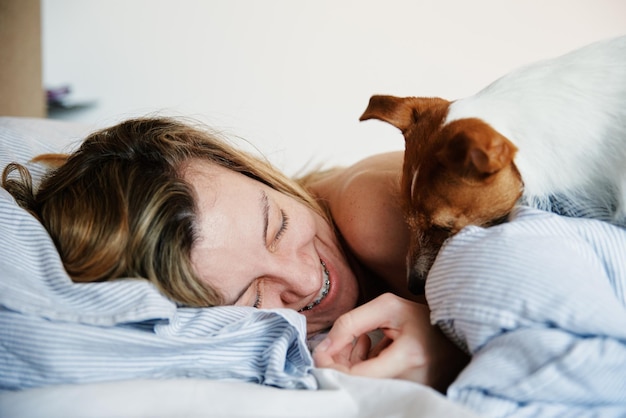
[{"left": 312, "top": 293, "right": 469, "bottom": 393}]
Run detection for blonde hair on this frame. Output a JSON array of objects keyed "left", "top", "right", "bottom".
[{"left": 2, "top": 117, "right": 330, "bottom": 307}]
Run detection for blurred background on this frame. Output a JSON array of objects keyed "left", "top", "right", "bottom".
[{"left": 2, "top": 0, "right": 626, "bottom": 174}]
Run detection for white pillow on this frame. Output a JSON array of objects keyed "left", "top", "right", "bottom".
[
  {"left": 0, "top": 116, "right": 92, "bottom": 188},
  {"left": 0, "top": 116, "right": 91, "bottom": 161}
]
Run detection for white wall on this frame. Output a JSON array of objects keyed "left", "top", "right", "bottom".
[{"left": 42, "top": 0, "right": 626, "bottom": 175}]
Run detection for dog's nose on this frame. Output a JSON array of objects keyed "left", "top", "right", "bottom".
[{"left": 407, "top": 270, "right": 426, "bottom": 295}]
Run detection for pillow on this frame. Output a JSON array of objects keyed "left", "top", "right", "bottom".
[{"left": 0, "top": 116, "right": 92, "bottom": 181}]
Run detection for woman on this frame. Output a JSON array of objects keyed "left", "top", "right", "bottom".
[{"left": 1, "top": 116, "right": 467, "bottom": 391}]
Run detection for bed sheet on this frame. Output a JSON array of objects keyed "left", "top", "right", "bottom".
[{"left": 0, "top": 369, "right": 480, "bottom": 418}]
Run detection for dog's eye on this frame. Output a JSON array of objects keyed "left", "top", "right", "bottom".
[{"left": 432, "top": 224, "right": 452, "bottom": 233}]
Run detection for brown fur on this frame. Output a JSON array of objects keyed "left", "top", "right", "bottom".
[{"left": 360, "top": 95, "right": 522, "bottom": 294}]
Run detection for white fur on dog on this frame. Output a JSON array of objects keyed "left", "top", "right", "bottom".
[{"left": 446, "top": 36, "right": 626, "bottom": 225}]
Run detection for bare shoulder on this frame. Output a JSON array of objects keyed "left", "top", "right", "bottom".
[
  {"left": 309, "top": 152, "right": 410, "bottom": 287},
  {"left": 308, "top": 152, "right": 403, "bottom": 223}
]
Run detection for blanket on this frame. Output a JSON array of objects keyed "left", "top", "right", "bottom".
[{"left": 428, "top": 206, "right": 626, "bottom": 417}]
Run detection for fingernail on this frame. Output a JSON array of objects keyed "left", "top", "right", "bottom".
[{"left": 314, "top": 337, "right": 331, "bottom": 352}]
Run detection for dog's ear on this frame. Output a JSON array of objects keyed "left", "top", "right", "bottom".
[
  {"left": 359, "top": 95, "right": 416, "bottom": 132},
  {"left": 438, "top": 119, "right": 517, "bottom": 176}
]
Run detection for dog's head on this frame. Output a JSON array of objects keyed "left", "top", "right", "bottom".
[{"left": 360, "top": 95, "right": 522, "bottom": 294}]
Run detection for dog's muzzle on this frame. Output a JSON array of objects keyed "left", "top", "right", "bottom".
[{"left": 407, "top": 270, "right": 426, "bottom": 295}]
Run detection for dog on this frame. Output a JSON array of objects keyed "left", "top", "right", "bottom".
[{"left": 359, "top": 35, "right": 626, "bottom": 294}]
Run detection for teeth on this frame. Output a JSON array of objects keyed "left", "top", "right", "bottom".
[{"left": 298, "top": 260, "right": 330, "bottom": 312}]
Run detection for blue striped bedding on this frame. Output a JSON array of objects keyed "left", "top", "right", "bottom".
[
  {"left": 0, "top": 117, "right": 316, "bottom": 391},
  {"left": 2, "top": 116, "right": 626, "bottom": 417},
  {"left": 428, "top": 206, "right": 626, "bottom": 417}
]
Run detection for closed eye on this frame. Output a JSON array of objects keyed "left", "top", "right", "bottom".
[
  {"left": 275, "top": 210, "right": 289, "bottom": 242},
  {"left": 267, "top": 208, "right": 289, "bottom": 252}
]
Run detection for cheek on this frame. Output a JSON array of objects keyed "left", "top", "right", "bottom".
[
  {"left": 190, "top": 240, "right": 257, "bottom": 305},
  {"left": 300, "top": 203, "right": 331, "bottom": 240}
]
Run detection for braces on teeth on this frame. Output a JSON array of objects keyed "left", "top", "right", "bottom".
[{"left": 298, "top": 260, "right": 330, "bottom": 312}]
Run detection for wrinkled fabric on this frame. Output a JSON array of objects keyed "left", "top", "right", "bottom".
[
  {"left": 0, "top": 188, "right": 316, "bottom": 391},
  {"left": 427, "top": 206, "right": 626, "bottom": 417}
]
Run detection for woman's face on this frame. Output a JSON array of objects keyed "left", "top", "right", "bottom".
[{"left": 184, "top": 160, "right": 360, "bottom": 335}]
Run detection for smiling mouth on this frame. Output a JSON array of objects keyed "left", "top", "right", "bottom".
[{"left": 298, "top": 260, "right": 330, "bottom": 312}]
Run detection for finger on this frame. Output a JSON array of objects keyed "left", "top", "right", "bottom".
[
  {"left": 350, "top": 334, "right": 372, "bottom": 364},
  {"left": 313, "top": 334, "right": 370, "bottom": 369},
  {"left": 312, "top": 337, "right": 338, "bottom": 367},
  {"left": 368, "top": 335, "right": 392, "bottom": 358},
  {"left": 314, "top": 294, "right": 402, "bottom": 358},
  {"left": 313, "top": 319, "right": 375, "bottom": 367},
  {"left": 351, "top": 336, "right": 426, "bottom": 379}
]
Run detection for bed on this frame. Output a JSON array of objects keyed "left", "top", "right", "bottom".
[
  {"left": 2, "top": 116, "right": 625, "bottom": 418},
  {"left": 0, "top": 116, "right": 480, "bottom": 418}
]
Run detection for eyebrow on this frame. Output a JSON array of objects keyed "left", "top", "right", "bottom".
[
  {"left": 231, "top": 190, "right": 269, "bottom": 305},
  {"left": 260, "top": 190, "right": 269, "bottom": 246}
]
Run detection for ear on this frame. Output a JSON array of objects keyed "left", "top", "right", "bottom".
[
  {"left": 359, "top": 95, "right": 416, "bottom": 132},
  {"left": 437, "top": 119, "right": 517, "bottom": 176}
]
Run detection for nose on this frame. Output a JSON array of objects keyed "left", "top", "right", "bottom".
[
  {"left": 264, "top": 255, "right": 322, "bottom": 308},
  {"left": 407, "top": 268, "right": 426, "bottom": 295}
]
